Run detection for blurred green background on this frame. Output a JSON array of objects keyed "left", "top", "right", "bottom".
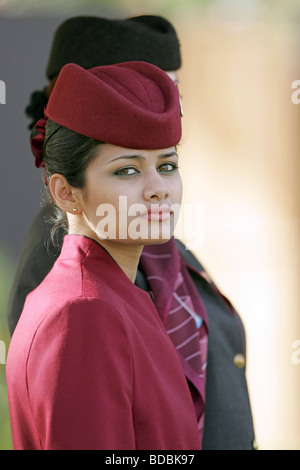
[{"left": 0, "top": 246, "right": 14, "bottom": 450}]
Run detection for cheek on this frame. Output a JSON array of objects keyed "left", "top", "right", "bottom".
[
  {"left": 83, "top": 178, "right": 137, "bottom": 229},
  {"left": 84, "top": 178, "right": 118, "bottom": 211},
  {"left": 169, "top": 173, "right": 183, "bottom": 204}
]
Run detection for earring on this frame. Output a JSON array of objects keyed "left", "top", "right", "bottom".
[{"left": 72, "top": 208, "right": 78, "bottom": 213}]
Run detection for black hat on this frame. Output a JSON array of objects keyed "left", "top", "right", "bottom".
[{"left": 46, "top": 15, "right": 181, "bottom": 80}]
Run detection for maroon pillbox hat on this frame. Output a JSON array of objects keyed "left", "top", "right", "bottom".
[{"left": 45, "top": 61, "right": 182, "bottom": 149}]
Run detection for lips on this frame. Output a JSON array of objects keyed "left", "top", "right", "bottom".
[{"left": 140, "top": 204, "right": 173, "bottom": 221}]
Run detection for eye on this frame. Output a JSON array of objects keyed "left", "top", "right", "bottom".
[
  {"left": 114, "top": 167, "right": 140, "bottom": 177},
  {"left": 158, "top": 163, "right": 179, "bottom": 173}
]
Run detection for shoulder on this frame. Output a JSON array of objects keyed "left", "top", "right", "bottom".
[
  {"left": 36, "top": 296, "right": 126, "bottom": 332},
  {"left": 29, "top": 297, "right": 131, "bottom": 355},
  {"left": 18, "top": 296, "right": 133, "bottom": 389}
]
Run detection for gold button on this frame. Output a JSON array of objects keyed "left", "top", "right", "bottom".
[
  {"left": 233, "top": 353, "right": 245, "bottom": 369},
  {"left": 252, "top": 439, "right": 259, "bottom": 450}
]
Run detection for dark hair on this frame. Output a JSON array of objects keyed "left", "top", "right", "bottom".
[{"left": 43, "top": 119, "right": 103, "bottom": 244}]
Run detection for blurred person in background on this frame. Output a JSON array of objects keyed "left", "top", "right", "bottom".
[{"left": 7, "top": 15, "right": 256, "bottom": 450}]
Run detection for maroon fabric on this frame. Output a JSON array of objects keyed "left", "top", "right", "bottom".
[
  {"left": 45, "top": 61, "right": 182, "bottom": 149},
  {"left": 30, "top": 117, "right": 47, "bottom": 169},
  {"left": 30, "top": 117, "right": 49, "bottom": 184},
  {"left": 140, "top": 237, "right": 209, "bottom": 444},
  {"left": 6, "top": 235, "right": 200, "bottom": 450}
]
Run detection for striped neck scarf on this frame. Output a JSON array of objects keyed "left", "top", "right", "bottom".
[{"left": 140, "top": 237, "right": 209, "bottom": 445}]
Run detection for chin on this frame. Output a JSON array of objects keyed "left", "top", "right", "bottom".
[
  {"left": 140, "top": 235, "right": 173, "bottom": 245},
  {"left": 96, "top": 219, "right": 176, "bottom": 245},
  {"left": 129, "top": 236, "right": 174, "bottom": 247}
]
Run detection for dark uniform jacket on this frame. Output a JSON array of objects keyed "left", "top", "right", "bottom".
[{"left": 7, "top": 204, "right": 256, "bottom": 450}]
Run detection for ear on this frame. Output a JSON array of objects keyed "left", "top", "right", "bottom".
[{"left": 49, "top": 174, "right": 82, "bottom": 215}]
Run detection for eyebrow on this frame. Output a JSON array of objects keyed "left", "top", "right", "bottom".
[{"left": 108, "top": 151, "right": 178, "bottom": 165}]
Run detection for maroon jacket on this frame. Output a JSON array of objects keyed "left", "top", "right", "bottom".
[{"left": 6, "top": 235, "right": 200, "bottom": 450}]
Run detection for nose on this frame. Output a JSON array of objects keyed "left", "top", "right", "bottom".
[{"left": 143, "top": 171, "right": 169, "bottom": 202}]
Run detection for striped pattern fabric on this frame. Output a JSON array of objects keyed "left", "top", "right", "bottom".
[{"left": 140, "top": 238, "right": 209, "bottom": 445}]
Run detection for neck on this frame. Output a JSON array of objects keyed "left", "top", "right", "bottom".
[
  {"left": 95, "top": 238, "right": 143, "bottom": 283},
  {"left": 68, "top": 218, "right": 143, "bottom": 283}
]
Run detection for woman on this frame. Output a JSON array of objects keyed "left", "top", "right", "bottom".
[{"left": 6, "top": 61, "right": 200, "bottom": 450}]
